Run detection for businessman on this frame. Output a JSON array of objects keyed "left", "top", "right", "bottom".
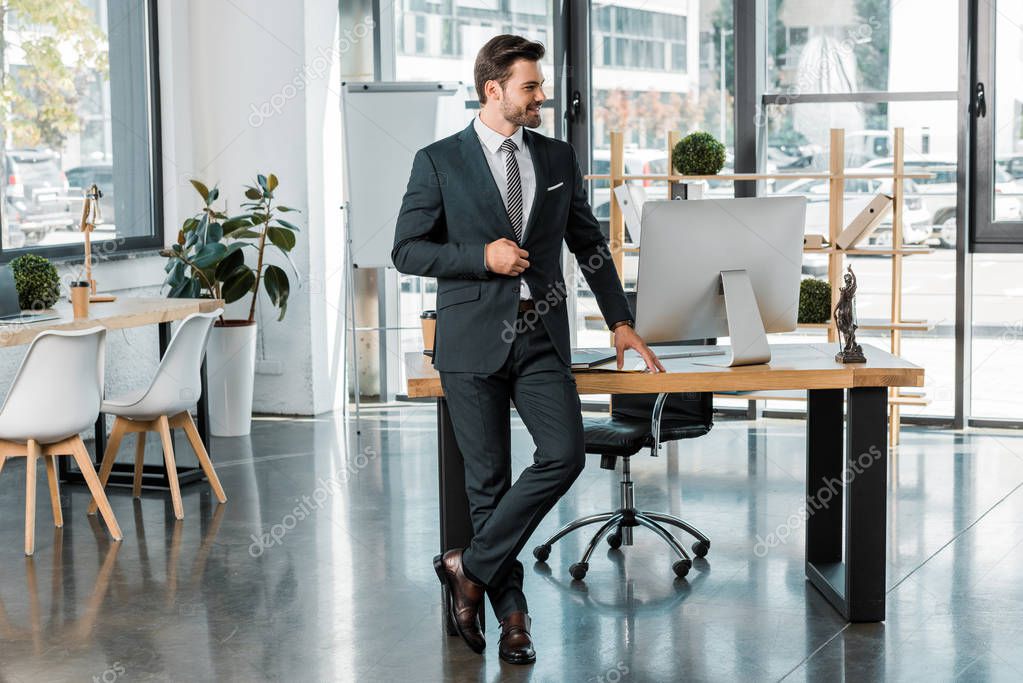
[{"left": 392, "top": 34, "right": 663, "bottom": 664}]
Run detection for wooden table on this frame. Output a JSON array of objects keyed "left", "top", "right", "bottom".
[
  {"left": 406, "top": 343, "right": 925, "bottom": 623},
  {"left": 0, "top": 297, "right": 223, "bottom": 490}
]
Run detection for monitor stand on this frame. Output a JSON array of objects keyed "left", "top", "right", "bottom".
[{"left": 708, "top": 269, "right": 771, "bottom": 367}]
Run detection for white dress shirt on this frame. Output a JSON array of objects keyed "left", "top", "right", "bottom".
[{"left": 473, "top": 114, "right": 535, "bottom": 300}]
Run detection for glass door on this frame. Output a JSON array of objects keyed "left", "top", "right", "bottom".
[{"left": 973, "top": 0, "right": 1023, "bottom": 249}]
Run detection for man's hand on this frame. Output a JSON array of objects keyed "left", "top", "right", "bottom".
[
  {"left": 614, "top": 325, "right": 666, "bottom": 373},
  {"left": 485, "top": 238, "right": 529, "bottom": 276}
]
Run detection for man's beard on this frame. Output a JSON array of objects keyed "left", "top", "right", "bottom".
[{"left": 502, "top": 98, "right": 542, "bottom": 128}]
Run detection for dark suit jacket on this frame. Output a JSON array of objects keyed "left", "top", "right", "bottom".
[{"left": 392, "top": 118, "right": 632, "bottom": 373}]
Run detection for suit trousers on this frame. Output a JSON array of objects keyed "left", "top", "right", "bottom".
[{"left": 438, "top": 307, "right": 586, "bottom": 621}]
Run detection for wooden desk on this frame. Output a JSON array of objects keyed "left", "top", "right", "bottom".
[
  {"left": 406, "top": 343, "right": 925, "bottom": 624},
  {"left": 0, "top": 297, "right": 223, "bottom": 490}
]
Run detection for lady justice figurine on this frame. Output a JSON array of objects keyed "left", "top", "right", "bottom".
[{"left": 834, "top": 266, "right": 866, "bottom": 363}]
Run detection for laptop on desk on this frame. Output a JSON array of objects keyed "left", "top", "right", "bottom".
[{"left": 0, "top": 266, "right": 60, "bottom": 324}]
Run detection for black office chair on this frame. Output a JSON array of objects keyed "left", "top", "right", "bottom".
[{"left": 533, "top": 353, "right": 713, "bottom": 580}]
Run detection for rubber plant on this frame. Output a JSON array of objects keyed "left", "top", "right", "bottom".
[
  {"left": 161, "top": 180, "right": 237, "bottom": 319},
  {"left": 221, "top": 173, "right": 300, "bottom": 322},
  {"left": 162, "top": 175, "right": 299, "bottom": 323}
]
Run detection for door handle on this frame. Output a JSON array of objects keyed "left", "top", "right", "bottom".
[
  {"left": 565, "top": 90, "right": 582, "bottom": 123},
  {"left": 973, "top": 82, "right": 987, "bottom": 118}
]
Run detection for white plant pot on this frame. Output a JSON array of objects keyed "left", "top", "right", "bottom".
[{"left": 206, "top": 321, "right": 257, "bottom": 437}]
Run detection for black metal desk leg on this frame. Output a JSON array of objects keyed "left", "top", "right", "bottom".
[
  {"left": 806, "top": 389, "right": 844, "bottom": 564},
  {"left": 844, "top": 386, "right": 888, "bottom": 622},
  {"left": 437, "top": 397, "right": 482, "bottom": 634},
  {"left": 805, "top": 386, "right": 888, "bottom": 623},
  {"left": 198, "top": 357, "right": 211, "bottom": 454},
  {"left": 94, "top": 414, "right": 107, "bottom": 461}
]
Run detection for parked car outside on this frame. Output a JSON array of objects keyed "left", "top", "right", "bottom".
[
  {"left": 859, "top": 156, "right": 1022, "bottom": 247},
  {"left": 66, "top": 163, "right": 116, "bottom": 225},
  {"left": 776, "top": 176, "right": 933, "bottom": 247},
  {"left": 998, "top": 154, "right": 1023, "bottom": 180},
  {"left": 4, "top": 148, "right": 75, "bottom": 245}
]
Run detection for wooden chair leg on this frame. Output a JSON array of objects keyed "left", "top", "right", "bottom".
[
  {"left": 70, "top": 437, "right": 122, "bottom": 541},
  {"left": 25, "top": 440, "right": 38, "bottom": 556},
  {"left": 88, "top": 417, "right": 127, "bottom": 515},
  {"left": 157, "top": 415, "right": 184, "bottom": 520},
  {"left": 132, "top": 431, "right": 146, "bottom": 498},
  {"left": 44, "top": 455, "right": 62, "bottom": 528},
  {"left": 180, "top": 412, "right": 227, "bottom": 504}
]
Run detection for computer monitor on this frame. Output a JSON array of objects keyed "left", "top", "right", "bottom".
[{"left": 634, "top": 196, "right": 806, "bottom": 367}]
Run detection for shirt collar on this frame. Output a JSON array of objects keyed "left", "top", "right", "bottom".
[{"left": 474, "top": 114, "right": 523, "bottom": 155}]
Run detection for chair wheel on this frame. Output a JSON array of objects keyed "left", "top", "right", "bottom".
[
  {"left": 569, "top": 562, "right": 588, "bottom": 580},
  {"left": 692, "top": 540, "right": 710, "bottom": 558},
  {"left": 672, "top": 559, "right": 692, "bottom": 578},
  {"left": 532, "top": 545, "right": 550, "bottom": 563},
  {"left": 607, "top": 531, "right": 622, "bottom": 549}
]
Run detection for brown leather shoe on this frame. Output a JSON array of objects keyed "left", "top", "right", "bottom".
[
  {"left": 433, "top": 549, "right": 486, "bottom": 654},
  {"left": 498, "top": 611, "right": 535, "bottom": 664}
]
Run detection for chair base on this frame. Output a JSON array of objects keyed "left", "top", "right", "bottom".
[
  {"left": 0, "top": 436, "right": 122, "bottom": 556},
  {"left": 532, "top": 452, "right": 710, "bottom": 581},
  {"left": 89, "top": 411, "right": 226, "bottom": 521},
  {"left": 533, "top": 507, "right": 710, "bottom": 580}
]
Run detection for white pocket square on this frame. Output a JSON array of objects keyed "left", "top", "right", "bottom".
[{"left": 546, "top": 182, "right": 564, "bottom": 192}]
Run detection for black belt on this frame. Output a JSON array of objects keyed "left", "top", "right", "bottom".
[{"left": 517, "top": 299, "right": 535, "bottom": 313}]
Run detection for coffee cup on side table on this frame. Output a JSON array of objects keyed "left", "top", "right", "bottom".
[
  {"left": 420, "top": 310, "right": 436, "bottom": 357},
  {"left": 70, "top": 281, "right": 91, "bottom": 319}
]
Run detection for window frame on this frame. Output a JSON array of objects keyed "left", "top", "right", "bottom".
[
  {"left": 970, "top": 0, "right": 1023, "bottom": 252},
  {"left": 0, "top": 0, "right": 165, "bottom": 263}
]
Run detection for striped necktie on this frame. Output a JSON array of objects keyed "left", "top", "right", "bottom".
[{"left": 500, "top": 138, "right": 523, "bottom": 243}]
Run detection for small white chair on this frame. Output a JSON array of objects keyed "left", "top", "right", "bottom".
[
  {"left": 90, "top": 309, "right": 226, "bottom": 520},
  {"left": 0, "top": 327, "right": 121, "bottom": 555}
]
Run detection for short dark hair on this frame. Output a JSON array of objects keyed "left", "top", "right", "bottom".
[{"left": 474, "top": 34, "right": 545, "bottom": 104}]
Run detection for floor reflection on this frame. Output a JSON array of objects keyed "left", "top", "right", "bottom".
[{"left": 0, "top": 409, "right": 1020, "bottom": 680}]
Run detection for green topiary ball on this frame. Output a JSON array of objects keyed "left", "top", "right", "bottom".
[
  {"left": 10, "top": 253, "right": 61, "bottom": 311},
  {"left": 672, "top": 131, "right": 726, "bottom": 175},
  {"left": 798, "top": 278, "right": 832, "bottom": 324}
]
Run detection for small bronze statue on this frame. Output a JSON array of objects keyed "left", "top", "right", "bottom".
[{"left": 834, "top": 266, "right": 866, "bottom": 363}]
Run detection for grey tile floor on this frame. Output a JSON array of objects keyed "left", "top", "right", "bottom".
[{"left": 0, "top": 405, "right": 1022, "bottom": 682}]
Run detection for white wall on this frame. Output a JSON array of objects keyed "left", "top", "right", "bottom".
[{"left": 167, "top": 0, "right": 347, "bottom": 416}]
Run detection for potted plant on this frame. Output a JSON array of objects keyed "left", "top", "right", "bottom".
[
  {"left": 798, "top": 278, "right": 832, "bottom": 325},
  {"left": 162, "top": 174, "right": 299, "bottom": 436},
  {"left": 10, "top": 253, "right": 61, "bottom": 311},
  {"left": 672, "top": 131, "right": 727, "bottom": 175}
]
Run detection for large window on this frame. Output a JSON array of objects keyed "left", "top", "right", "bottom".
[
  {"left": 393, "top": 1, "right": 559, "bottom": 385},
  {"left": 578, "top": 0, "right": 731, "bottom": 349},
  {"left": 379, "top": 0, "right": 1017, "bottom": 424},
  {"left": 0, "top": 0, "right": 161, "bottom": 257},
  {"left": 760, "top": 0, "right": 960, "bottom": 418}
]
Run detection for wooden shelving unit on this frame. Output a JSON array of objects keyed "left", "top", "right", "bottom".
[{"left": 585, "top": 127, "right": 933, "bottom": 445}]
